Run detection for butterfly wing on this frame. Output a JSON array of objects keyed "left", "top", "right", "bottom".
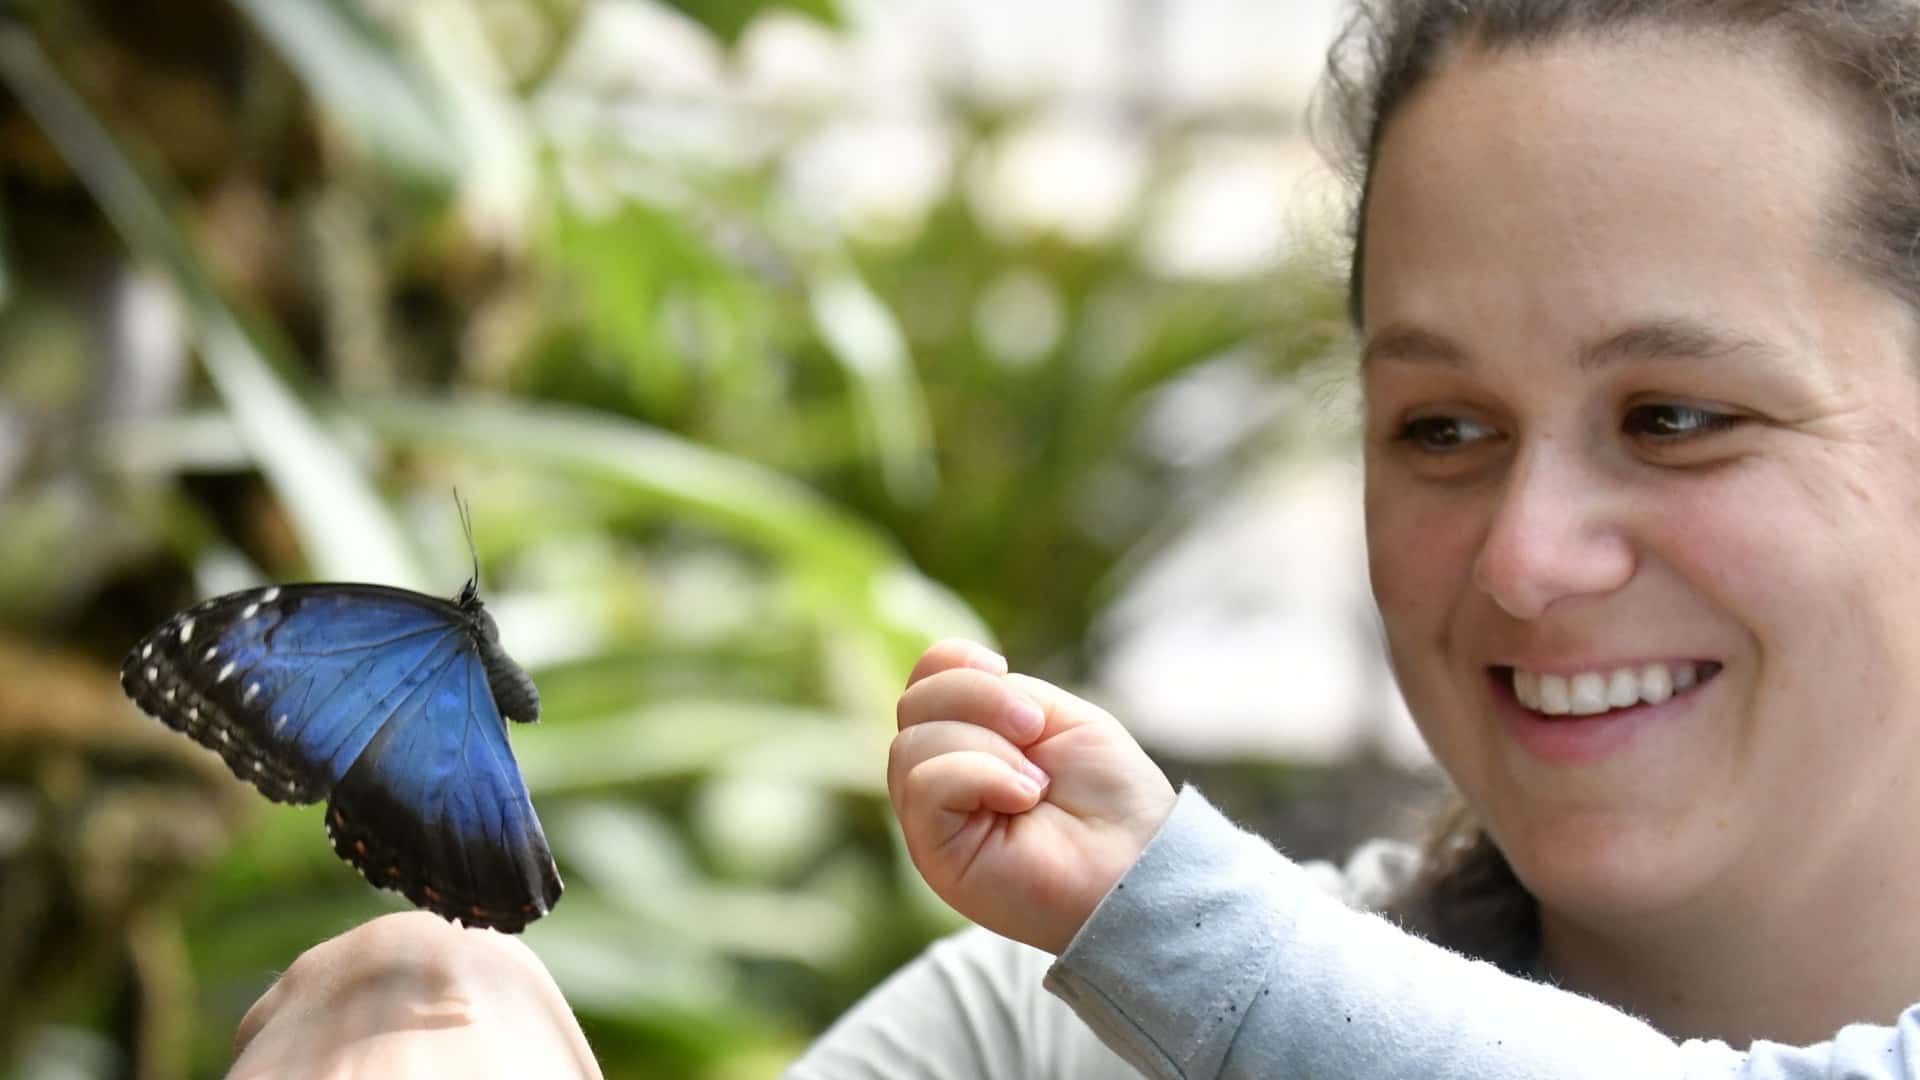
[
  {"left": 121, "top": 582, "right": 562, "bottom": 931},
  {"left": 120, "top": 584, "right": 469, "bottom": 803},
  {"left": 324, "top": 644, "right": 563, "bottom": 932}
]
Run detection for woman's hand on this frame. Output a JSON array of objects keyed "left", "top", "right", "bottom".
[
  {"left": 889, "top": 639, "right": 1178, "bottom": 955},
  {"left": 230, "top": 912, "right": 601, "bottom": 1080}
]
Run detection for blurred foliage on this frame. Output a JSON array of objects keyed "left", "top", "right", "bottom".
[{"left": 0, "top": 0, "right": 1348, "bottom": 1076}]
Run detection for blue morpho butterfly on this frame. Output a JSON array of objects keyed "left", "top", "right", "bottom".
[{"left": 118, "top": 535, "right": 561, "bottom": 933}]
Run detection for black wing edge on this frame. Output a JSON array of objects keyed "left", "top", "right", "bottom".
[
  {"left": 323, "top": 773, "right": 564, "bottom": 934},
  {"left": 118, "top": 601, "right": 327, "bottom": 804}
]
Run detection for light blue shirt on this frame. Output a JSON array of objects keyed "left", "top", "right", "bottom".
[{"left": 789, "top": 787, "right": 1920, "bottom": 1078}]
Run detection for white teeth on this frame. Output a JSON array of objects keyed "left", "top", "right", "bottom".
[
  {"left": 1606, "top": 668, "right": 1639, "bottom": 708},
  {"left": 1538, "top": 674, "right": 1571, "bottom": 715},
  {"left": 1640, "top": 663, "right": 1672, "bottom": 704},
  {"left": 1569, "top": 673, "right": 1608, "bottom": 715},
  {"left": 1512, "top": 662, "right": 1706, "bottom": 715},
  {"left": 1515, "top": 669, "right": 1539, "bottom": 706}
]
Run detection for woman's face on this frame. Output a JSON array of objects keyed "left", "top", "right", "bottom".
[{"left": 1362, "top": 32, "right": 1920, "bottom": 928}]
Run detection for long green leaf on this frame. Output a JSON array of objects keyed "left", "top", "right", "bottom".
[
  {"left": 228, "top": 0, "right": 464, "bottom": 186},
  {"left": 809, "top": 268, "right": 939, "bottom": 506},
  {"left": 655, "top": 0, "right": 842, "bottom": 46},
  {"left": 0, "top": 23, "right": 424, "bottom": 587},
  {"left": 550, "top": 801, "right": 857, "bottom": 964},
  {"left": 351, "top": 396, "right": 989, "bottom": 653},
  {"left": 400, "top": 0, "right": 537, "bottom": 240},
  {"left": 512, "top": 698, "right": 874, "bottom": 792},
  {"left": 0, "top": 186, "right": 10, "bottom": 309}
]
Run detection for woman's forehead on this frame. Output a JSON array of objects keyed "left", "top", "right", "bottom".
[{"left": 1358, "top": 32, "right": 1858, "bottom": 341}]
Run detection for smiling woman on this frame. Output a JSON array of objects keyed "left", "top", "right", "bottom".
[
  {"left": 227, "top": 2, "right": 1920, "bottom": 1077},
  {"left": 1354, "top": 20, "right": 1920, "bottom": 1048}
]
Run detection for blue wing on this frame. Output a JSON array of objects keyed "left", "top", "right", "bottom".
[
  {"left": 121, "top": 582, "right": 562, "bottom": 932},
  {"left": 325, "top": 643, "right": 561, "bottom": 932},
  {"left": 121, "top": 584, "right": 467, "bottom": 802}
]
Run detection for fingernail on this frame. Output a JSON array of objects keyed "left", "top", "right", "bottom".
[
  {"left": 1009, "top": 698, "right": 1046, "bottom": 739},
  {"left": 970, "top": 646, "right": 1009, "bottom": 674},
  {"left": 1019, "top": 757, "right": 1050, "bottom": 789}
]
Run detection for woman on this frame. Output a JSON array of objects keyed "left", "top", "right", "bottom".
[{"left": 235, "top": 1, "right": 1920, "bottom": 1075}]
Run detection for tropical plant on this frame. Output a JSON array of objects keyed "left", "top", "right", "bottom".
[{"left": 0, "top": 1, "right": 1347, "bottom": 1076}]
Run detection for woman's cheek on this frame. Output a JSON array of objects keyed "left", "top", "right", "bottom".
[{"left": 1366, "top": 485, "right": 1480, "bottom": 631}]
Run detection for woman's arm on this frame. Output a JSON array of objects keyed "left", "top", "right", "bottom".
[
  {"left": 887, "top": 640, "right": 1920, "bottom": 1079},
  {"left": 1043, "top": 787, "right": 1920, "bottom": 1080}
]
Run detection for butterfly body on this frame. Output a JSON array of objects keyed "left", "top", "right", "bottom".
[{"left": 120, "top": 581, "right": 561, "bottom": 932}]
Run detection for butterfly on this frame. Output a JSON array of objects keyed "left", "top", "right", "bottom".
[{"left": 118, "top": 575, "right": 562, "bottom": 933}]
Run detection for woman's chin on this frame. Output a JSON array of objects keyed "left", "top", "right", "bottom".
[{"left": 1492, "top": 807, "right": 1728, "bottom": 923}]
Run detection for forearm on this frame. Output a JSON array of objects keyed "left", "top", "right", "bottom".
[{"left": 1043, "top": 788, "right": 1918, "bottom": 1080}]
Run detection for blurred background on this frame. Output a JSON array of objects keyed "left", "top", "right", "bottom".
[{"left": 0, "top": 0, "right": 1444, "bottom": 1076}]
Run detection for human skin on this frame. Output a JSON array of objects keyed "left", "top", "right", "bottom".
[
  {"left": 887, "top": 639, "right": 1177, "bottom": 957},
  {"left": 1359, "top": 30, "right": 1920, "bottom": 1043},
  {"left": 228, "top": 912, "right": 601, "bottom": 1080}
]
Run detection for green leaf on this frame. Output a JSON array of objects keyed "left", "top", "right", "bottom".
[
  {"left": 808, "top": 267, "right": 940, "bottom": 506},
  {"left": 523, "top": 899, "right": 739, "bottom": 1013},
  {"left": 0, "top": 23, "right": 425, "bottom": 587},
  {"left": 511, "top": 698, "right": 873, "bottom": 792},
  {"left": 549, "top": 801, "right": 858, "bottom": 965},
  {"left": 350, "top": 396, "right": 990, "bottom": 661},
  {"left": 548, "top": 200, "right": 778, "bottom": 419},
  {"left": 396, "top": 0, "right": 538, "bottom": 239},
  {"left": 653, "top": 0, "right": 841, "bottom": 46},
  {"left": 228, "top": 0, "right": 464, "bottom": 186},
  {"left": 0, "top": 188, "right": 11, "bottom": 310}
]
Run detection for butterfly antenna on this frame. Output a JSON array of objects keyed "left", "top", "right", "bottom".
[{"left": 454, "top": 489, "right": 480, "bottom": 602}]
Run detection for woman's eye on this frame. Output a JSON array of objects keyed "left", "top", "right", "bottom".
[
  {"left": 1623, "top": 403, "right": 1740, "bottom": 439},
  {"left": 1392, "top": 414, "right": 1496, "bottom": 452}
]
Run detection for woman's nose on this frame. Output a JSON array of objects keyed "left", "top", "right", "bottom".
[{"left": 1470, "top": 448, "right": 1635, "bottom": 620}]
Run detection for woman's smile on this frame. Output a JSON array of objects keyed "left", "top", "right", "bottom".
[{"left": 1489, "top": 659, "right": 1723, "bottom": 765}]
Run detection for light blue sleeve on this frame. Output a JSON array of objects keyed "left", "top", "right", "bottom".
[{"left": 1042, "top": 787, "right": 1920, "bottom": 1080}]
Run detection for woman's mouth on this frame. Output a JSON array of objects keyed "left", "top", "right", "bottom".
[
  {"left": 1490, "top": 661, "right": 1723, "bottom": 763},
  {"left": 1496, "top": 661, "right": 1723, "bottom": 718}
]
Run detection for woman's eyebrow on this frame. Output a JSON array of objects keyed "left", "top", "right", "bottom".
[
  {"left": 1359, "top": 318, "right": 1785, "bottom": 370},
  {"left": 1577, "top": 318, "right": 1787, "bottom": 371},
  {"left": 1359, "top": 324, "right": 1467, "bottom": 369}
]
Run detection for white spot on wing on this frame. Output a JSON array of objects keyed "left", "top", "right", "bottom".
[
  {"left": 261, "top": 587, "right": 280, "bottom": 602},
  {"left": 274, "top": 713, "right": 289, "bottom": 733},
  {"left": 144, "top": 665, "right": 158, "bottom": 682},
  {"left": 187, "top": 706, "right": 199, "bottom": 721},
  {"left": 163, "top": 688, "right": 175, "bottom": 703},
  {"left": 141, "top": 642, "right": 153, "bottom": 660},
  {"left": 243, "top": 682, "right": 260, "bottom": 705},
  {"left": 180, "top": 618, "right": 195, "bottom": 643},
  {"left": 241, "top": 602, "right": 260, "bottom": 620},
  {"left": 203, "top": 646, "right": 218, "bottom": 663},
  {"left": 218, "top": 661, "right": 236, "bottom": 682}
]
